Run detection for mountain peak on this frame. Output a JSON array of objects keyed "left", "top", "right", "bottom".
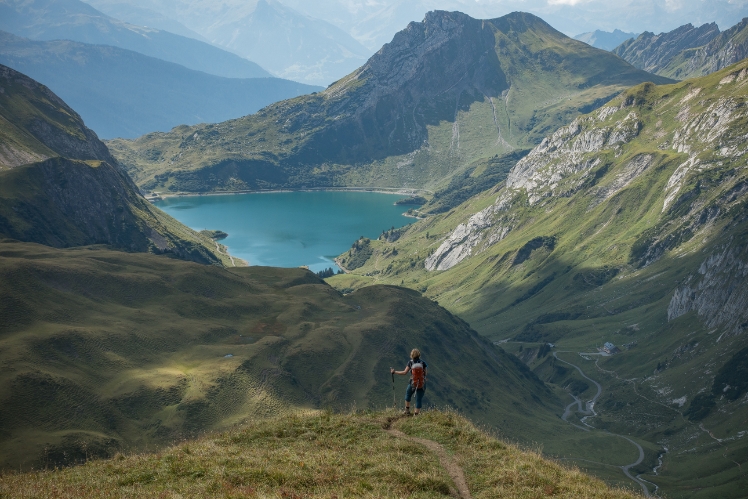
[{"left": 492, "top": 11, "right": 555, "bottom": 33}]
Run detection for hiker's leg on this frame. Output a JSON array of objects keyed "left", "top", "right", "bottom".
[
  {"left": 404, "top": 383, "right": 414, "bottom": 413},
  {"left": 414, "top": 387, "right": 426, "bottom": 414}
]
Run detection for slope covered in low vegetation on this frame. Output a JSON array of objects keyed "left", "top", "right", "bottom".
[
  {"left": 0, "top": 240, "right": 567, "bottom": 471},
  {"left": 0, "top": 410, "right": 642, "bottom": 499}
]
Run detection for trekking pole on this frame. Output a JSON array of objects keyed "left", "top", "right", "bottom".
[{"left": 391, "top": 368, "right": 396, "bottom": 408}]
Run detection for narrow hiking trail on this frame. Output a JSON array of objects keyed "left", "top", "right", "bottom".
[
  {"left": 214, "top": 241, "right": 237, "bottom": 267},
  {"left": 384, "top": 417, "right": 472, "bottom": 499},
  {"left": 554, "top": 351, "right": 652, "bottom": 497}
]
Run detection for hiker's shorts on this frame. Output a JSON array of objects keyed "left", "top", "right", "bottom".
[{"left": 405, "top": 382, "right": 425, "bottom": 409}]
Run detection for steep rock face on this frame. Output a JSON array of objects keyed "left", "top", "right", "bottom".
[
  {"left": 668, "top": 244, "right": 748, "bottom": 339},
  {"left": 426, "top": 101, "right": 643, "bottom": 271},
  {"left": 248, "top": 9, "right": 508, "bottom": 164},
  {"left": 612, "top": 23, "right": 720, "bottom": 74},
  {"left": 0, "top": 157, "right": 218, "bottom": 264},
  {"left": 676, "top": 18, "right": 748, "bottom": 79}
]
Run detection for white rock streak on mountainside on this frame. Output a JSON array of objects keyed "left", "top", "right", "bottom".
[
  {"left": 426, "top": 104, "right": 641, "bottom": 271},
  {"left": 427, "top": 68, "right": 748, "bottom": 273},
  {"left": 665, "top": 88, "right": 747, "bottom": 211}
]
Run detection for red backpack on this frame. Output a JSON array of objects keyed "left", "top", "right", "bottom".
[{"left": 411, "top": 359, "right": 425, "bottom": 389}]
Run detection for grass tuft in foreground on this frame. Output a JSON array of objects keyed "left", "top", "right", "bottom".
[{"left": 0, "top": 410, "right": 641, "bottom": 498}]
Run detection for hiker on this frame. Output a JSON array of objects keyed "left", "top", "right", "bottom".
[{"left": 391, "top": 348, "right": 427, "bottom": 415}]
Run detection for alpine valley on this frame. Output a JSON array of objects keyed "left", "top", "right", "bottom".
[
  {"left": 0, "top": 4, "right": 747, "bottom": 499},
  {"left": 327, "top": 60, "right": 748, "bottom": 498}
]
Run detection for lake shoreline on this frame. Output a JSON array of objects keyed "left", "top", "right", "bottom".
[
  {"left": 153, "top": 190, "right": 415, "bottom": 272},
  {"left": 148, "top": 186, "right": 433, "bottom": 201}
]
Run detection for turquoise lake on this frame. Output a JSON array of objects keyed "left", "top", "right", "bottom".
[{"left": 154, "top": 191, "right": 412, "bottom": 272}]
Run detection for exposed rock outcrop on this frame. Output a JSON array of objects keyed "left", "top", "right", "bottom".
[
  {"left": 426, "top": 61, "right": 748, "bottom": 273},
  {"left": 613, "top": 23, "right": 720, "bottom": 74},
  {"left": 426, "top": 103, "right": 643, "bottom": 271},
  {"left": 613, "top": 18, "right": 748, "bottom": 80},
  {"left": 668, "top": 244, "right": 748, "bottom": 338}
]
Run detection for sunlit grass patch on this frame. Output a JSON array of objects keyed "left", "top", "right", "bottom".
[{"left": 0, "top": 410, "right": 640, "bottom": 499}]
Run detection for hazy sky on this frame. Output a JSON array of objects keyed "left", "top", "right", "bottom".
[{"left": 276, "top": 0, "right": 748, "bottom": 50}]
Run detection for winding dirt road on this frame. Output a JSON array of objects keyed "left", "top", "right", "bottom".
[{"left": 554, "top": 351, "right": 652, "bottom": 497}]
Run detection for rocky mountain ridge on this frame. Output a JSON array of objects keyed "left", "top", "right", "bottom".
[
  {"left": 107, "top": 10, "right": 670, "bottom": 194},
  {"left": 614, "top": 18, "right": 748, "bottom": 80}
]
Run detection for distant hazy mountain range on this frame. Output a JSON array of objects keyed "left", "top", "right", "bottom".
[
  {"left": 0, "top": 0, "right": 270, "bottom": 79},
  {"left": 203, "top": 0, "right": 371, "bottom": 86},
  {"left": 0, "top": 31, "right": 322, "bottom": 138},
  {"left": 84, "top": 0, "right": 372, "bottom": 86},
  {"left": 574, "top": 29, "right": 638, "bottom": 51},
  {"left": 108, "top": 11, "right": 671, "bottom": 195},
  {"left": 79, "top": 0, "right": 208, "bottom": 41},
  {"left": 613, "top": 18, "right": 748, "bottom": 80}
]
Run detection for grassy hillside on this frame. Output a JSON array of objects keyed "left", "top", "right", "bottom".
[
  {"left": 0, "top": 63, "right": 231, "bottom": 264},
  {"left": 0, "top": 410, "right": 642, "bottom": 498},
  {"left": 0, "top": 31, "right": 321, "bottom": 139},
  {"left": 107, "top": 11, "right": 670, "bottom": 194},
  {"left": 0, "top": 64, "right": 113, "bottom": 169},
  {"left": 327, "top": 60, "right": 748, "bottom": 497},
  {"left": 0, "top": 240, "right": 568, "bottom": 471}
]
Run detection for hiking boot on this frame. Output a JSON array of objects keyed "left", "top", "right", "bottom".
[{"left": 403, "top": 410, "right": 412, "bottom": 416}]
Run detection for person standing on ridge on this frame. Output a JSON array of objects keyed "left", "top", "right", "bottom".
[{"left": 391, "top": 349, "right": 427, "bottom": 416}]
